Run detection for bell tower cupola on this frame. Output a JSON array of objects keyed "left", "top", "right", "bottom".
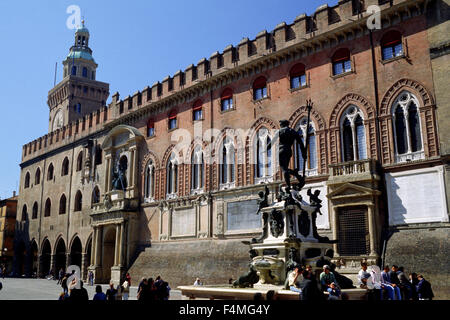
[{"left": 47, "top": 20, "right": 109, "bottom": 133}]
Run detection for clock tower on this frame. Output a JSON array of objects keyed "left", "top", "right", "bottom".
[{"left": 47, "top": 21, "right": 109, "bottom": 133}]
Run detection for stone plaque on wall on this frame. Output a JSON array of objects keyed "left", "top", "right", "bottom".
[
  {"left": 387, "top": 166, "right": 448, "bottom": 225},
  {"left": 226, "top": 199, "right": 261, "bottom": 231},
  {"left": 171, "top": 207, "right": 196, "bottom": 236}
]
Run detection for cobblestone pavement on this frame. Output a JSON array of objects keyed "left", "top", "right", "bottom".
[{"left": 0, "top": 278, "right": 183, "bottom": 300}]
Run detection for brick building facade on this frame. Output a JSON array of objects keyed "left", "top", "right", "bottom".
[{"left": 14, "top": 0, "right": 449, "bottom": 297}]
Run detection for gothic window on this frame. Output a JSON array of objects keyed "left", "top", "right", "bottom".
[
  {"left": 392, "top": 91, "right": 424, "bottom": 162},
  {"left": 61, "top": 157, "right": 69, "bottom": 176},
  {"left": 22, "top": 205, "right": 28, "bottom": 221},
  {"left": 290, "top": 63, "right": 307, "bottom": 89},
  {"left": 381, "top": 30, "right": 403, "bottom": 60},
  {"left": 92, "top": 187, "right": 100, "bottom": 205},
  {"left": 32, "top": 202, "right": 38, "bottom": 219},
  {"left": 59, "top": 194, "right": 66, "bottom": 215},
  {"left": 74, "top": 190, "right": 82, "bottom": 212},
  {"left": 76, "top": 152, "right": 83, "bottom": 172},
  {"left": 220, "top": 137, "right": 236, "bottom": 188},
  {"left": 44, "top": 198, "right": 51, "bottom": 217},
  {"left": 221, "top": 88, "right": 234, "bottom": 112},
  {"left": 340, "top": 106, "right": 367, "bottom": 162},
  {"left": 294, "top": 118, "right": 317, "bottom": 176},
  {"left": 253, "top": 77, "right": 268, "bottom": 100},
  {"left": 191, "top": 147, "right": 204, "bottom": 193},
  {"left": 332, "top": 48, "right": 352, "bottom": 76},
  {"left": 166, "top": 153, "right": 178, "bottom": 197},
  {"left": 144, "top": 160, "right": 155, "bottom": 202},
  {"left": 255, "top": 128, "right": 272, "bottom": 182},
  {"left": 193, "top": 100, "right": 203, "bottom": 121},
  {"left": 82, "top": 67, "right": 88, "bottom": 78},
  {"left": 24, "top": 172, "right": 30, "bottom": 188},
  {"left": 47, "top": 163, "right": 54, "bottom": 181},
  {"left": 35, "top": 168, "right": 41, "bottom": 185}
]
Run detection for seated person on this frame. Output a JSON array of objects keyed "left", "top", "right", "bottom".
[
  {"left": 327, "top": 282, "right": 341, "bottom": 300},
  {"left": 357, "top": 262, "right": 371, "bottom": 289},
  {"left": 381, "top": 265, "right": 401, "bottom": 300},
  {"left": 319, "top": 265, "right": 337, "bottom": 292},
  {"left": 288, "top": 267, "right": 302, "bottom": 294}
]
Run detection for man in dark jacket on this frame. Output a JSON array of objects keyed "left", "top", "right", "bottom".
[
  {"left": 397, "top": 267, "right": 412, "bottom": 300},
  {"left": 416, "top": 274, "right": 434, "bottom": 300},
  {"left": 68, "top": 280, "right": 89, "bottom": 301},
  {"left": 298, "top": 270, "right": 324, "bottom": 301}
]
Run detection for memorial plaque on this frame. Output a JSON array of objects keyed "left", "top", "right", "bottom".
[
  {"left": 388, "top": 167, "right": 447, "bottom": 225},
  {"left": 171, "top": 207, "right": 196, "bottom": 236},
  {"left": 226, "top": 199, "right": 261, "bottom": 231}
]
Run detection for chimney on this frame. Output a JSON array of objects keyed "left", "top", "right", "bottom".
[{"left": 13, "top": 191, "right": 16, "bottom": 197}]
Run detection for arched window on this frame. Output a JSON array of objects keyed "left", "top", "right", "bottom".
[
  {"left": 166, "top": 153, "right": 178, "bottom": 198},
  {"left": 82, "top": 67, "right": 88, "bottom": 78},
  {"left": 147, "top": 119, "right": 155, "bottom": 138},
  {"left": 24, "top": 172, "right": 30, "bottom": 188},
  {"left": 381, "top": 30, "right": 403, "bottom": 60},
  {"left": 191, "top": 147, "right": 204, "bottom": 193},
  {"left": 144, "top": 160, "right": 155, "bottom": 202},
  {"left": 74, "top": 191, "right": 82, "bottom": 212},
  {"left": 255, "top": 128, "right": 272, "bottom": 182},
  {"left": 32, "top": 202, "right": 38, "bottom": 219},
  {"left": 47, "top": 163, "right": 54, "bottom": 181},
  {"left": 71, "top": 66, "right": 77, "bottom": 76},
  {"left": 92, "top": 187, "right": 100, "bottom": 205},
  {"left": 332, "top": 48, "right": 351, "bottom": 76},
  {"left": 221, "top": 88, "right": 233, "bottom": 112},
  {"left": 168, "top": 110, "right": 177, "bottom": 130},
  {"left": 340, "top": 106, "right": 367, "bottom": 162},
  {"left": 193, "top": 100, "right": 203, "bottom": 121},
  {"left": 59, "top": 194, "right": 67, "bottom": 215},
  {"left": 220, "top": 137, "right": 236, "bottom": 189},
  {"left": 76, "top": 152, "right": 83, "bottom": 172},
  {"left": 290, "top": 64, "right": 306, "bottom": 89},
  {"left": 61, "top": 157, "right": 69, "bottom": 176},
  {"left": 44, "top": 198, "right": 51, "bottom": 217},
  {"left": 294, "top": 118, "right": 317, "bottom": 176},
  {"left": 35, "top": 168, "right": 41, "bottom": 185},
  {"left": 22, "top": 205, "right": 28, "bottom": 221},
  {"left": 392, "top": 91, "right": 424, "bottom": 162},
  {"left": 253, "top": 76, "right": 268, "bottom": 100}
]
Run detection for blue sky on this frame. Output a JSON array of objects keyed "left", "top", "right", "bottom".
[{"left": 0, "top": 0, "right": 337, "bottom": 199}]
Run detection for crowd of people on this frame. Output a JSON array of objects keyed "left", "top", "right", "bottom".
[
  {"left": 357, "top": 262, "right": 435, "bottom": 300},
  {"left": 136, "top": 276, "right": 171, "bottom": 301}
]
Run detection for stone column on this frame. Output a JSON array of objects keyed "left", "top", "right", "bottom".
[
  {"left": 65, "top": 253, "right": 71, "bottom": 270},
  {"left": 367, "top": 205, "right": 377, "bottom": 256},
  {"left": 91, "top": 226, "right": 97, "bottom": 266},
  {"left": 114, "top": 223, "right": 121, "bottom": 266},
  {"left": 95, "top": 226, "right": 103, "bottom": 267},
  {"left": 332, "top": 206, "right": 339, "bottom": 257},
  {"left": 119, "top": 222, "right": 125, "bottom": 267},
  {"left": 105, "top": 155, "right": 112, "bottom": 193},
  {"left": 81, "top": 253, "right": 87, "bottom": 280},
  {"left": 50, "top": 254, "right": 56, "bottom": 275}
]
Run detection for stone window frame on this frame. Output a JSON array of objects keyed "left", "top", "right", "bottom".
[
  {"left": 339, "top": 105, "right": 368, "bottom": 162},
  {"left": 190, "top": 146, "right": 205, "bottom": 195},
  {"left": 293, "top": 117, "right": 318, "bottom": 177}
]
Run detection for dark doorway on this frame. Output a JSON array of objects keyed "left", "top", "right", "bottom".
[
  {"left": 30, "top": 241, "right": 39, "bottom": 277},
  {"left": 40, "top": 239, "right": 51, "bottom": 277},
  {"left": 55, "top": 239, "right": 67, "bottom": 274},
  {"left": 102, "top": 227, "right": 116, "bottom": 283},
  {"left": 70, "top": 237, "right": 82, "bottom": 270},
  {"left": 15, "top": 241, "right": 26, "bottom": 276}
]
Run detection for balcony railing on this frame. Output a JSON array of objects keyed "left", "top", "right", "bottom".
[{"left": 329, "top": 159, "right": 377, "bottom": 177}]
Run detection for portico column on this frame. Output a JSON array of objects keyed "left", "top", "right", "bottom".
[
  {"left": 114, "top": 223, "right": 121, "bottom": 266},
  {"left": 332, "top": 206, "right": 339, "bottom": 257},
  {"left": 105, "top": 154, "right": 112, "bottom": 192},
  {"left": 81, "top": 253, "right": 87, "bottom": 280},
  {"left": 95, "top": 226, "right": 103, "bottom": 267},
  {"left": 367, "top": 205, "right": 377, "bottom": 256},
  {"left": 118, "top": 222, "right": 125, "bottom": 267},
  {"left": 65, "top": 253, "right": 71, "bottom": 270},
  {"left": 91, "top": 226, "right": 97, "bottom": 266},
  {"left": 50, "top": 254, "right": 56, "bottom": 275}
]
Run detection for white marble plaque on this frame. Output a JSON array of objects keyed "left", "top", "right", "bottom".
[
  {"left": 300, "top": 182, "right": 330, "bottom": 229},
  {"left": 386, "top": 166, "right": 448, "bottom": 225},
  {"left": 226, "top": 199, "right": 261, "bottom": 231},
  {"left": 171, "top": 207, "right": 196, "bottom": 236}
]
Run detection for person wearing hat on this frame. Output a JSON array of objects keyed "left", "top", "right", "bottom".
[{"left": 319, "top": 265, "right": 337, "bottom": 292}]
